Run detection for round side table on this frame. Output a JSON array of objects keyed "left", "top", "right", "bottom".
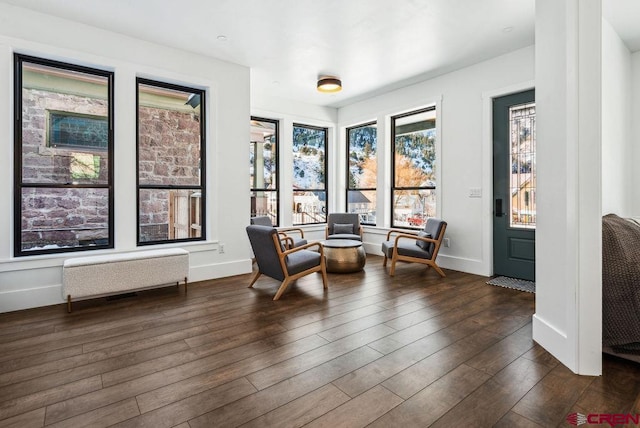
[{"left": 321, "top": 239, "right": 366, "bottom": 273}]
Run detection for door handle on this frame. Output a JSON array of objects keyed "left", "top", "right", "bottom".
[{"left": 495, "top": 199, "right": 505, "bottom": 217}]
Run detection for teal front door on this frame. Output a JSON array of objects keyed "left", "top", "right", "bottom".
[{"left": 493, "top": 90, "right": 536, "bottom": 281}]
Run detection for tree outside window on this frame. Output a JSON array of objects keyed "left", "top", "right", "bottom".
[
  {"left": 292, "top": 124, "right": 327, "bottom": 225},
  {"left": 347, "top": 122, "right": 377, "bottom": 225},
  {"left": 391, "top": 107, "right": 437, "bottom": 229}
]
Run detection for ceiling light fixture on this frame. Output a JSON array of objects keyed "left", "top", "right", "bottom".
[{"left": 317, "top": 77, "right": 342, "bottom": 93}]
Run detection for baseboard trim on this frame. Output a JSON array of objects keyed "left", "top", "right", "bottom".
[
  {"left": 0, "top": 258, "right": 253, "bottom": 314},
  {"left": 189, "top": 259, "right": 252, "bottom": 282},
  {"left": 0, "top": 284, "right": 64, "bottom": 313},
  {"left": 532, "top": 313, "right": 575, "bottom": 372},
  {"left": 362, "top": 243, "right": 489, "bottom": 276},
  {"left": 437, "top": 254, "right": 489, "bottom": 276}
]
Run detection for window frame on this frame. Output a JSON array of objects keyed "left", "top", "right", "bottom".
[
  {"left": 250, "top": 116, "right": 280, "bottom": 226},
  {"left": 135, "top": 77, "right": 207, "bottom": 246},
  {"left": 13, "top": 53, "right": 115, "bottom": 257},
  {"left": 390, "top": 106, "right": 437, "bottom": 230},
  {"left": 345, "top": 121, "right": 377, "bottom": 226},
  {"left": 292, "top": 123, "right": 328, "bottom": 226},
  {"left": 47, "top": 110, "right": 109, "bottom": 150}
]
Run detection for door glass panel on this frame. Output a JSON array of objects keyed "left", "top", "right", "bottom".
[{"left": 509, "top": 102, "right": 536, "bottom": 229}]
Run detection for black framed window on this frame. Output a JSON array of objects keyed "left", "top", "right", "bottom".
[
  {"left": 14, "top": 54, "right": 114, "bottom": 256},
  {"left": 137, "top": 78, "right": 206, "bottom": 244},
  {"left": 292, "top": 124, "right": 327, "bottom": 225},
  {"left": 250, "top": 117, "right": 279, "bottom": 225},
  {"left": 391, "top": 107, "right": 437, "bottom": 229},
  {"left": 347, "top": 122, "right": 377, "bottom": 225}
]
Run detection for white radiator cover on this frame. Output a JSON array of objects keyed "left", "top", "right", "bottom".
[{"left": 63, "top": 248, "right": 189, "bottom": 300}]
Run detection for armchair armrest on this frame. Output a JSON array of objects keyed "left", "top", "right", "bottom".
[
  {"left": 393, "top": 233, "right": 438, "bottom": 247},
  {"left": 279, "top": 227, "right": 305, "bottom": 238},
  {"left": 385, "top": 229, "right": 418, "bottom": 240},
  {"left": 276, "top": 237, "right": 325, "bottom": 278},
  {"left": 282, "top": 240, "right": 324, "bottom": 256},
  {"left": 278, "top": 234, "right": 294, "bottom": 249},
  {"left": 279, "top": 241, "right": 325, "bottom": 275}
]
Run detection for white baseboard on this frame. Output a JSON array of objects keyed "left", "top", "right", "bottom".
[
  {"left": 532, "top": 313, "right": 575, "bottom": 372},
  {"left": 189, "top": 259, "right": 252, "bottom": 282},
  {"left": 437, "top": 254, "right": 490, "bottom": 276},
  {"left": 362, "top": 242, "right": 489, "bottom": 277},
  {"left": 0, "top": 284, "right": 64, "bottom": 313},
  {"left": 0, "top": 258, "right": 253, "bottom": 314},
  {"left": 0, "top": 251, "right": 485, "bottom": 313}
]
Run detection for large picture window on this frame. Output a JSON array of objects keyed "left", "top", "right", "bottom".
[
  {"left": 250, "top": 117, "right": 279, "bottom": 225},
  {"left": 14, "top": 54, "right": 114, "bottom": 256},
  {"left": 391, "top": 107, "right": 436, "bottom": 229},
  {"left": 292, "top": 124, "right": 327, "bottom": 225},
  {"left": 137, "top": 78, "right": 206, "bottom": 244},
  {"left": 347, "top": 122, "right": 377, "bottom": 225}
]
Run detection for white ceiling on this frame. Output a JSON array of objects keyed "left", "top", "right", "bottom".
[
  {"left": 2, "top": 0, "right": 639, "bottom": 108},
  {"left": 603, "top": 0, "right": 640, "bottom": 53}
]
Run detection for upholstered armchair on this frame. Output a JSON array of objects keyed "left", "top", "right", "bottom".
[
  {"left": 381, "top": 218, "right": 447, "bottom": 277},
  {"left": 250, "top": 215, "right": 307, "bottom": 249},
  {"left": 325, "top": 213, "right": 363, "bottom": 241},
  {"left": 246, "top": 225, "right": 328, "bottom": 300}
]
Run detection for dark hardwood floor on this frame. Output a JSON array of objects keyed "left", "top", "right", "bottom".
[{"left": 1, "top": 255, "right": 639, "bottom": 427}]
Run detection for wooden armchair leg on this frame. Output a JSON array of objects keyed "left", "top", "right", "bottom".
[
  {"left": 248, "top": 271, "right": 262, "bottom": 288},
  {"left": 382, "top": 255, "right": 388, "bottom": 267},
  {"left": 389, "top": 253, "right": 398, "bottom": 276},
  {"left": 432, "top": 263, "right": 446, "bottom": 278},
  {"left": 273, "top": 278, "right": 292, "bottom": 301},
  {"left": 320, "top": 258, "right": 328, "bottom": 289}
]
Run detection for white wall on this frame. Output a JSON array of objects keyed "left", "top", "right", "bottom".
[
  {"left": 534, "top": 0, "right": 602, "bottom": 375},
  {"left": 0, "top": 4, "right": 252, "bottom": 312},
  {"left": 601, "top": 19, "right": 632, "bottom": 217},
  {"left": 337, "top": 46, "right": 535, "bottom": 275},
  {"left": 632, "top": 51, "right": 640, "bottom": 217}
]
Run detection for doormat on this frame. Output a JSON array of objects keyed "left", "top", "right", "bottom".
[{"left": 487, "top": 276, "right": 535, "bottom": 293}]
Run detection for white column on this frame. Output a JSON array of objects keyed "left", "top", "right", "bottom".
[{"left": 533, "top": 0, "right": 602, "bottom": 375}]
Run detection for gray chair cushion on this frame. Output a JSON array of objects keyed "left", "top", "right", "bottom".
[
  {"left": 246, "top": 225, "right": 285, "bottom": 280},
  {"left": 333, "top": 223, "right": 354, "bottom": 234},
  {"left": 286, "top": 250, "right": 322, "bottom": 275},
  {"left": 423, "top": 218, "right": 446, "bottom": 254},
  {"left": 292, "top": 238, "right": 308, "bottom": 248},
  {"left": 252, "top": 216, "right": 306, "bottom": 248},
  {"left": 382, "top": 239, "right": 432, "bottom": 259},
  {"left": 327, "top": 213, "right": 360, "bottom": 238},
  {"left": 416, "top": 232, "right": 432, "bottom": 251},
  {"left": 250, "top": 216, "right": 273, "bottom": 226},
  {"left": 327, "top": 233, "right": 362, "bottom": 241}
]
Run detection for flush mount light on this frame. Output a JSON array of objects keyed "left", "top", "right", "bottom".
[{"left": 317, "top": 77, "right": 342, "bottom": 93}]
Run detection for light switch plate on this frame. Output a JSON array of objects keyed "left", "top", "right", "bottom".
[{"left": 469, "top": 188, "right": 482, "bottom": 198}]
